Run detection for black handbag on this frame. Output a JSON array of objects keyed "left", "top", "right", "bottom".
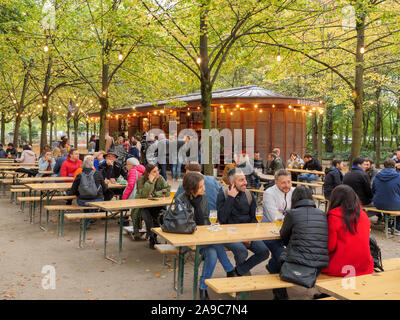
[
  {"left": 279, "top": 262, "right": 318, "bottom": 288},
  {"left": 160, "top": 197, "right": 197, "bottom": 234}
]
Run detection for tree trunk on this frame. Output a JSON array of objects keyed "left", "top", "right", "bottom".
[
  {"left": 317, "top": 113, "right": 323, "bottom": 162},
  {"left": 349, "top": 4, "right": 366, "bottom": 165},
  {"left": 1, "top": 112, "right": 6, "bottom": 145},
  {"left": 73, "top": 116, "right": 79, "bottom": 149},
  {"left": 312, "top": 113, "right": 318, "bottom": 156},
  {"left": 375, "top": 87, "right": 382, "bottom": 167},
  {"left": 49, "top": 112, "right": 53, "bottom": 147},
  {"left": 99, "top": 97, "right": 108, "bottom": 151},
  {"left": 325, "top": 103, "right": 334, "bottom": 153},
  {"left": 13, "top": 114, "right": 22, "bottom": 147},
  {"left": 362, "top": 112, "right": 369, "bottom": 148},
  {"left": 67, "top": 117, "right": 70, "bottom": 139},
  {"left": 86, "top": 121, "right": 89, "bottom": 149},
  {"left": 40, "top": 56, "right": 53, "bottom": 151},
  {"left": 396, "top": 98, "right": 400, "bottom": 148},
  {"left": 28, "top": 116, "right": 32, "bottom": 145}
]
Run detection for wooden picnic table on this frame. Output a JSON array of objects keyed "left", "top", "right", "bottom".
[
  {"left": 286, "top": 168, "right": 325, "bottom": 175},
  {"left": 88, "top": 197, "right": 172, "bottom": 264},
  {"left": 152, "top": 222, "right": 280, "bottom": 300},
  {"left": 316, "top": 269, "right": 400, "bottom": 300}
]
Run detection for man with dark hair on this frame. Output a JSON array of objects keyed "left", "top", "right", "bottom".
[
  {"left": 343, "top": 157, "right": 373, "bottom": 206},
  {"left": 394, "top": 151, "right": 400, "bottom": 173},
  {"left": 175, "top": 162, "right": 222, "bottom": 210},
  {"left": 217, "top": 168, "right": 270, "bottom": 276},
  {"left": 6, "top": 143, "right": 17, "bottom": 158},
  {"left": 53, "top": 148, "right": 68, "bottom": 176},
  {"left": 372, "top": 158, "right": 400, "bottom": 234},
  {"left": 253, "top": 151, "right": 265, "bottom": 173},
  {"left": 298, "top": 154, "right": 322, "bottom": 183},
  {"left": 363, "top": 157, "right": 378, "bottom": 185},
  {"left": 323, "top": 158, "right": 344, "bottom": 200},
  {"left": 60, "top": 149, "right": 82, "bottom": 178},
  {"left": 265, "top": 153, "right": 284, "bottom": 175},
  {"left": 0, "top": 144, "right": 7, "bottom": 158}
]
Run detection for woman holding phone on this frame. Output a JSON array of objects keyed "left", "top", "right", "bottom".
[{"left": 133, "top": 164, "right": 171, "bottom": 248}]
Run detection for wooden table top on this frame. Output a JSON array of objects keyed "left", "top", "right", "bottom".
[
  {"left": 25, "top": 181, "right": 125, "bottom": 191},
  {"left": 316, "top": 269, "right": 400, "bottom": 300},
  {"left": 3, "top": 170, "right": 54, "bottom": 175},
  {"left": 286, "top": 168, "right": 325, "bottom": 175},
  {"left": 87, "top": 197, "right": 172, "bottom": 211},
  {"left": 0, "top": 166, "right": 38, "bottom": 170},
  {"left": 152, "top": 223, "right": 280, "bottom": 247}
]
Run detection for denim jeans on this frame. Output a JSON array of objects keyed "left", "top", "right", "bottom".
[
  {"left": 159, "top": 163, "right": 167, "bottom": 181},
  {"left": 77, "top": 198, "right": 104, "bottom": 213},
  {"left": 263, "top": 239, "right": 285, "bottom": 274},
  {"left": 224, "top": 240, "right": 269, "bottom": 275},
  {"left": 299, "top": 173, "right": 318, "bottom": 183},
  {"left": 171, "top": 162, "right": 181, "bottom": 180},
  {"left": 199, "top": 244, "right": 234, "bottom": 290}
]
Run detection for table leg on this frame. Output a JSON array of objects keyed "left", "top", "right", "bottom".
[
  {"left": 104, "top": 211, "right": 108, "bottom": 258},
  {"left": 60, "top": 210, "right": 65, "bottom": 238},
  {"left": 31, "top": 191, "right": 37, "bottom": 224},
  {"left": 192, "top": 246, "right": 202, "bottom": 300},
  {"left": 385, "top": 213, "right": 389, "bottom": 239},
  {"left": 117, "top": 210, "right": 125, "bottom": 264},
  {"left": 177, "top": 247, "right": 185, "bottom": 296}
]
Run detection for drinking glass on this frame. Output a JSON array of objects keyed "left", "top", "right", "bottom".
[
  {"left": 272, "top": 216, "right": 283, "bottom": 234},
  {"left": 256, "top": 206, "right": 263, "bottom": 227},
  {"left": 208, "top": 210, "right": 221, "bottom": 231}
]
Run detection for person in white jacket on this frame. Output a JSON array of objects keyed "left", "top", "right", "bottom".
[
  {"left": 262, "top": 169, "right": 294, "bottom": 300},
  {"left": 15, "top": 145, "right": 37, "bottom": 164}
]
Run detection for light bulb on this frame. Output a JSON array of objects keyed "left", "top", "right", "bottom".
[
  {"left": 118, "top": 52, "right": 123, "bottom": 61},
  {"left": 360, "top": 46, "right": 365, "bottom": 54},
  {"left": 44, "top": 45, "right": 49, "bottom": 52},
  {"left": 277, "top": 54, "right": 281, "bottom": 62},
  {"left": 196, "top": 57, "right": 201, "bottom": 64}
]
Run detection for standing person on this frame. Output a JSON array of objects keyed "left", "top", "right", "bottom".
[
  {"left": 122, "top": 157, "right": 146, "bottom": 240},
  {"left": 279, "top": 186, "right": 329, "bottom": 298},
  {"left": 298, "top": 154, "right": 323, "bottom": 183},
  {"left": 114, "top": 136, "right": 127, "bottom": 166},
  {"left": 321, "top": 185, "right": 374, "bottom": 276},
  {"left": 127, "top": 140, "right": 140, "bottom": 161},
  {"left": 60, "top": 149, "right": 82, "bottom": 178},
  {"left": 157, "top": 133, "right": 169, "bottom": 181},
  {"left": 216, "top": 168, "right": 270, "bottom": 276},
  {"left": 286, "top": 152, "right": 304, "bottom": 181},
  {"left": 88, "top": 135, "right": 96, "bottom": 153},
  {"left": 133, "top": 164, "right": 170, "bottom": 249},
  {"left": 343, "top": 157, "right": 373, "bottom": 206},
  {"left": 6, "top": 143, "right": 17, "bottom": 159},
  {"left": 53, "top": 148, "right": 68, "bottom": 176},
  {"left": 169, "top": 134, "right": 184, "bottom": 182},
  {"left": 15, "top": 145, "right": 36, "bottom": 164},
  {"left": 372, "top": 158, "right": 400, "bottom": 234},
  {"left": 261, "top": 169, "right": 294, "bottom": 300},
  {"left": 363, "top": 157, "right": 378, "bottom": 185},
  {"left": 105, "top": 131, "right": 114, "bottom": 153},
  {"left": 174, "top": 162, "right": 222, "bottom": 210},
  {"left": 176, "top": 172, "right": 236, "bottom": 300},
  {"left": 323, "top": 159, "right": 344, "bottom": 200},
  {"left": 37, "top": 150, "right": 55, "bottom": 177}
]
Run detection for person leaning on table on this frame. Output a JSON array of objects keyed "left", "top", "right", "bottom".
[
  {"left": 216, "top": 168, "right": 270, "bottom": 277},
  {"left": 133, "top": 163, "right": 170, "bottom": 249},
  {"left": 176, "top": 172, "right": 237, "bottom": 301}
]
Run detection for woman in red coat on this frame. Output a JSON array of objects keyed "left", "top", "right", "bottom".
[{"left": 322, "top": 184, "right": 374, "bottom": 277}]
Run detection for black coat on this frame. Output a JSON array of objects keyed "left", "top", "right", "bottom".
[
  {"left": 343, "top": 167, "right": 373, "bottom": 205},
  {"left": 303, "top": 158, "right": 322, "bottom": 171},
  {"left": 323, "top": 166, "right": 343, "bottom": 200},
  {"left": 70, "top": 168, "right": 108, "bottom": 200},
  {"left": 176, "top": 192, "right": 209, "bottom": 226},
  {"left": 98, "top": 161, "right": 127, "bottom": 180},
  {"left": 279, "top": 199, "right": 329, "bottom": 269},
  {"left": 217, "top": 189, "right": 257, "bottom": 224}
]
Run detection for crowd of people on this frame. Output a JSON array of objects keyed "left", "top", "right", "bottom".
[{"left": 6, "top": 132, "right": 392, "bottom": 300}]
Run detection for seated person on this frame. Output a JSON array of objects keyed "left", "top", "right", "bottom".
[
  {"left": 298, "top": 154, "right": 322, "bottom": 183},
  {"left": 133, "top": 164, "right": 170, "bottom": 249},
  {"left": 237, "top": 153, "right": 269, "bottom": 190},
  {"left": 98, "top": 151, "right": 127, "bottom": 184},
  {"left": 175, "top": 162, "right": 222, "bottom": 211},
  {"left": 323, "top": 158, "right": 344, "bottom": 200},
  {"left": 37, "top": 150, "right": 55, "bottom": 177},
  {"left": 265, "top": 153, "right": 284, "bottom": 175},
  {"left": 15, "top": 145, "right": 36, "bottom": 164},
  {"left": 286, "top": 152, "right": 304, "bottom": 181},
  {"left": 363, "top": 157, "right": 378, "bottom": 185},
  {"left": 343, "top": 157, "right": 373, "bottom": 206},
  {"left": 177, "top": 172, "right": 236, "bottom": 300},
  {"left": 372, "top": 158, "right": 400, "bottom": 234},
  {"left": 217, "top": 168, "right": 270, "bottom": 276},
  {"left": 6, "top": 143, "right": 18, "bottom": 159},
  {"left": 322, "top": 185, "right": 373, "bottom": 276},
  {"left": 60, "top": 149, "right": 82, "bottom": 178},
  {"left": 279, "top": 186, "right": 329, "bottom": 298},
  {"left": 93, "top": 151, "right": 105, "bottom": 171},
  {"left": 253, "top": 151, "right": 265, "bottom": 173},
  {"left": 53, "top": 148, "right": 68, "bottom": 176}
]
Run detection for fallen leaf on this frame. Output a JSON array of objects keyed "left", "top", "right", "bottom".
[
  {"left": 17, "top": 274, "right": 23, "bottom": 277},
  {"left": 56, "top": 278, "right": 60, "bottom": 281},
  {"left": 85, "top": 289, "right": 92, "bottom": 294},
  {"left": 154, "top": 273, "right": 161, "bottom": 278},
  {"left": 161, "top": 276, "right": 166, "bottom": 279},
  {"left": 145, "top": 269, "right": 150, "bottom": 272},
  {"left": 9, "top": 240, "right": 14, "bottom": 243},
  {"left": 172, "top": 294, "right": 177, "bottom": 299},
  {"left": 99, "top": 270, "right": 104, "bottom": 273}
]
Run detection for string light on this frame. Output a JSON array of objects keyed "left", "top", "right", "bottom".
[
  {"left": 44, "top": 44, "right": 49, "bottom": 52},
  {"left": 288, "top": 105, "right": 292, "bottom": 109},
  {"left": 220, "top": 105, "right": 224, "bottom": 109},
  {"left": 196, "top": 57, "right": 201, "bottom": 64},
  {"left": 254, "top": 104, "right": 258, "bottom": 109},
  {"left": 236, "top": 104, "right": 239, "bottom": 108},
  {"left": 277, "top": 47, "right": 281, "bottom": 62},
  {"left": 360, "top": 46, "right": 365, "bottom": 54},
  {"left": 272, "top": 104, "right": 275, "bottom": 108},
  {"left": 118, "top": 51, "right": 123, "bottom": 61}
]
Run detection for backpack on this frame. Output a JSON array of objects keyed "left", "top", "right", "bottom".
[
  {"left": 223, "top": 187, "right": 252, "bottom": 206},
  {"left": 370, "top": 235, "right": 384, "bottom": 272},
  {"left": 79, "top": 171, "right": 101, "bottom": 198}
]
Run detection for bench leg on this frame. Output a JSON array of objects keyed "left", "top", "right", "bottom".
[
  {"left": 79, "top": 219, "right": 87, "bottom": 249},
  {"left": 192, "top": 246, "right": 202, "bottom": 300},
  {"left": 60, "top": 210, "right": 65, "bottom": 238},
  {"left": 385, "top": 213, "right": 389, "bottom": 239},
  {"left": 173, "top": 256, "right": 178, "bottom": 292},
  {"left": 240, "top": 292, "right": 247, "bottom": 300},
  {"left": 177, "top": 247, "right": 185, "bottom": 296},
  {"left": 104, "top": 211, "right": 109, "bottom": 258}
]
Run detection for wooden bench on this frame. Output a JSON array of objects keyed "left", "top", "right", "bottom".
[
  {"left": 312, "top": 194, "right": 328, "bottom": 212},
  {"left": 10, "top": 188, "right": 30, "bottom": 207},
  {"left": 205, "top": 258, "right": 400, "bottom": 300},
  {"left": 363, "top": 207, "right": 400, "bottom": 238},
  {"left": 65, "top": 211, "right": 131, "bottom": 248}
]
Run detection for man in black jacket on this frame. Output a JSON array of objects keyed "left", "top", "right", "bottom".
[
  {"left": 323, "top": 158, "right": 344, "bottom": 200},
  {"left": 343, "top": 157, "right": 373, "bottom": 206},
  {"left": 253, "top": 151, "right": 265, "bottom": 173},
  {"left": 98, "top": 151, "right": 127, "bottom": 183},
  {"left": 216, "top": 168, "right": 269, "bottom": 276},
  {"left": 299, "top": 154, "right": 323, "bottom": 183}
]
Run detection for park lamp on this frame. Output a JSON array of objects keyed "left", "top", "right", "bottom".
[{"left": 276, "top": 47, "right": 281, "bottom": 62}]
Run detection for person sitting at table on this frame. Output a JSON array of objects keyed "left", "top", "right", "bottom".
[
  {"left": 133, "top": 164, "right": 170, "bottom": 249},
  {"left": 237, "top": 153, "right": 269, "bottom": 190},
  {"left": 222, "top": 153, "right": 238, "bottom": 185},
  {"left": 177, "top": 172, "right": 237, "bottom": 300},
  {"left": 272, "top": 148, "right": 285, "bottom": 168},
  {"left": 343, "top": 157, "right": 373, "bottom": 206},
  {"left": 98, "top": 150, "right": 127, "bottom": 184},
  {"left": 39, "top": 145, "right": 51, "bottom": 160},
  {"left": 122, "top": 157, "right": 146, "bottom": 240},
  {"left": 363, "top": 157, "right": 378, "bottom": 186},
  {"left": 323, "top": 158, "right": 344, "bottom": 200},
  {"left": 262, "top": 169, "right": 294, "bottom": 300},
  {"left": 37, "top": 150, "right": 55, "bottom": 177},
  {"left": 70, "top": 157, "right": 109, "bottom": 226},
  {"left": 372, "top": 158, "right": 400, "bottom": 235},
  {"left": 15, "top": 145, "right": 36, "bottom": 164},
  {"left": 60, "top": 149, "right": 82, "bottom": 178},
  {"left": 127, "top": 140, "right": 140, "bottom": 162},
  {"left": 265, "top": 153, "right": 284, "bottom": 176},
  {"left": 0, "top": 144, "right": 7, "bottom": 158},
  {"left": 175, "top": 162, "right": 222, "bottom": 211},
  {"left": 6, "top": 143, "right": 18, "bottom": 159},
  {"left": 52, "top": 147, "right": 61, "bottom": 161},
  {"left": 73, "top": 155, "right": 95, "bottom": 180},
  {"left": 321, "top": 184, "right": 373, "bottom": 277},
  {"left": 253, "top": 151, "right": 265, "bottom": 173},
  {"left": 216, "top": 168, "right": 270, "bottom": 276},
  {"left": 53, "top": 148, "right": 68, "bottom": 176},
  {"left": 286, "top": 152, "right": 304, "bottom": 181},
  {"left": 298, "top": 154, "right": 322, "bottom": 183},
  {"left": 93, "top": 151, "right": 105, "bottom": 170},
  {"left": 279, "top": 186, "right": 329, "bottom": 299}
]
